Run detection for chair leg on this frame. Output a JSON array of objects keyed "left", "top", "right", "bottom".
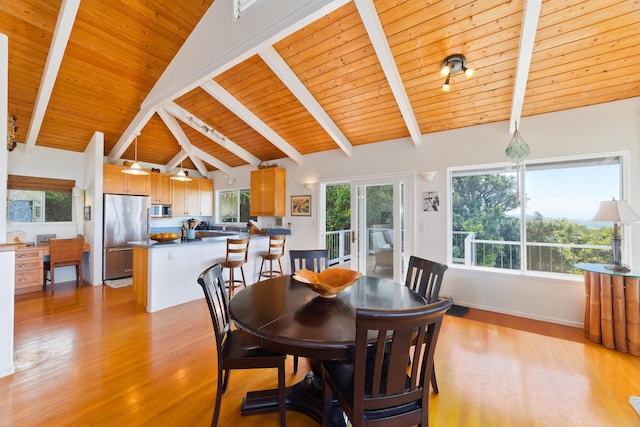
[
  {"left": 322, "top": 374, "right": 333, "bottom": 427},
  {"left": 278, "top": 360, "right": 286, "bottom": 427},
  {"left": 259, "top": 259, "right": 266, "bottom": 281},
  {"left": 228, "top": 268, "right": 234, "bottom": 298},
  {"left": 293, "top": 355, "right": 299, "bottom": 374},
  {"left": 212, "top": 370, "right": 224, "bottom": 427},
  {"left": 222, "top": 369, "right": 230, "bottom": 393},
  {"left": 239, "top": 266, "right": 247, "bottom": 289},
  {"left": 431, "top": 366, "right": 439, "bottom": 394}
]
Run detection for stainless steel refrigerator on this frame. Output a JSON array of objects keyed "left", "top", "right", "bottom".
[{"left": 103, "top": 194, "right": 150, "bottom": 281}]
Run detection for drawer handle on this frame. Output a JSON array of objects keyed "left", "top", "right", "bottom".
[
  {"left": 18, "top": 278, "right": 26, "bottom": 282},
  {"left": 19, "top": 264, "right": 28, "bottom": 268},
  {"left": 18, "top": 254, "right": 27, "bottom": 258}
]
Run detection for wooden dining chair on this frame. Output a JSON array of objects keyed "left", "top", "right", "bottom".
[
  {"left": 197, "top": 263, "right": 286, "bottom": 427},
  {"left": 44, "top": 237, "right": 84, "bottom": 291},
  {"left": 404, "top": 255, "right": 448, "bottom": 394},
  {"left": 288, "top": 249, "right": 329, "bottom": 373},
  {"left": 217, "top": 237, "right": 250, "bottom": 297},
  {"left": 320, "top": 299, "right": 451, "bottom": 427},
  {"left": 258, "top": 235, "right": 286, "bottom": 281}
]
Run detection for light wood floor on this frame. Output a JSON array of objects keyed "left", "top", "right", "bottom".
[{"left": 2, "top": 281, "right": 639, "bottom": 426}]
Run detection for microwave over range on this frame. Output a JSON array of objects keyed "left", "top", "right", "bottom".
[{"left": 150, "top": 204, "right": 172, "bottom": 218}]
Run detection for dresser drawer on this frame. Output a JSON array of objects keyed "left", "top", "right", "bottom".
[
  {"left": 15, "top": 248, "right": 44, "bottom": 261},
  {"left": 15, "top": 259, "right": 42, "bottom": 271},
  {"left": 15, "top": 270, "right": 43, "bottom": 289}
]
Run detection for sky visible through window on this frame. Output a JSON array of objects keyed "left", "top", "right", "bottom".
[{"left": 525, "top": 164, "right": 619, "bottom": 222}]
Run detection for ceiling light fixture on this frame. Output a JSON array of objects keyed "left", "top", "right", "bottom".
[
  {"left": 440, "top": 54, "right": 473, "bottom": 92},
  {"left": 170, "top": 150, "right": 192, "bottom": 182},
  {"left": 122, "top": 133, "right": 149, "bottom": 175}
]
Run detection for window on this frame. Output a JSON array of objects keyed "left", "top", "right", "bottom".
[
  {"left": 450, "top": 155, "right": 621, "bottom": 276},
  {"left": 7, "top": 175, "right": 74, "bottom": 223},
  {"left": 216, "top": 189, "right": 255, "bottom": 224}
]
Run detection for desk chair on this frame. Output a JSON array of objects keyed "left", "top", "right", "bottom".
[
  {"left": 321, "top": 299, "right": 451, "bottom": 427},
  {"left": 44, "top": 237, "right": 84, "bottom": 291},
  {"left": 258, "top": 235, "right": 286, "bottom": 281},
  {"left": 288, "top": 249, "right": 329, "bottom": 373},
  {"left": 197, "top": 263, "right": 286, "bottom": 427},
  {"left": 404, "top": 256, "right": 448, "bottom": 394},
  {"left": 217, "top": 238, "right": 250, "bottom": 297}
]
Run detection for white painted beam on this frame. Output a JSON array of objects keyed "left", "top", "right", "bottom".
[
  {"left": 157, "top": 108, "right": 232, "bottom": 175},
  {"left": 259, "top": 46, "right": 353, "bottom": 157},
  {"left": 354, "top": 0, "right": 422, "bottom": 146},
  {"left": 509, "top": 0, "right": 542, "bottom": 133},
  {"left": 201, "top": 81, "right": 304, "bottom": 164},
  {"left": 161, "top": 102, "right": 260, "bottom": 166},
  {"left": 107, "top": 107, "right": 156, "bottom": 162},
  {"left": 24, "top": 0, "right": 81, "bottom": 153}
]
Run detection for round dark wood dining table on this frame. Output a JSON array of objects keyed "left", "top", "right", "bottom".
[{"left": 229, "top": 274, "right": 428, "bottom": 425}]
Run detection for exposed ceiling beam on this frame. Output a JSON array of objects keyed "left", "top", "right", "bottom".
[
  {"left": 23, "top": 0, "right": 80, "bottom": 153},
  {"left": 157, "top": 108, "right": 232, "bottom": 175},
  {"left": 354, "top": 0, "right": 422, "bottom": 146},
  {"left": 107, "top": 107, "right": 156, "bottom": 162},
  {"left": 509, "top": 0, "right": 542, "bottom": 133},
  {"left": 201, "top": 80, "right": 304, "bottom": 164},
  {"left": 259, "top": 46, "right": 353, "bottom": 157},
  {"left": 161, "top": 102, "right": 260, "bottom": 166}
]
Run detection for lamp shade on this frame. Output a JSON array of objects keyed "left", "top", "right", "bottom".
[{"left": 591, "top": 200, "right": 640, "bottom": 224}]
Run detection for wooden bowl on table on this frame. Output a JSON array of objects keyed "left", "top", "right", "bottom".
[{"left": 292, "top": 267, "right": 362, "bottom": 298}]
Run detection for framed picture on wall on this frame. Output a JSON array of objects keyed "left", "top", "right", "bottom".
[{"left": 291, "top": 195, "right": 311, "bottom": 216}]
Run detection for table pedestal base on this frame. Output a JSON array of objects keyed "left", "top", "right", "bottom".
[{"left": 241, "top": 371, "right": 347, "bottom": 427}]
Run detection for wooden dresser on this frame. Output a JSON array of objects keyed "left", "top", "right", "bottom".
[{"left": 15, "top": 247, "right": 44, "bottom": 294}]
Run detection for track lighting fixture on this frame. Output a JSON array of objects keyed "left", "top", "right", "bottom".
[{"left": 440, "top": 54, "right": 473, "bottom": 92}]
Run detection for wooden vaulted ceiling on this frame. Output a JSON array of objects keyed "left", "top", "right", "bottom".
[{"left": 3, "top": 0, "right": 640, "bottom": 175}]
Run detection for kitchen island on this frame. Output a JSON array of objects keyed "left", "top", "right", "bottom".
[{"left": 130, "top": 233, "right": 270, "bottom": 313}]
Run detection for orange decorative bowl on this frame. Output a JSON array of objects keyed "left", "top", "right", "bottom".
[{"left": 293, "top": 268, "right": 362, "bottom": 298}]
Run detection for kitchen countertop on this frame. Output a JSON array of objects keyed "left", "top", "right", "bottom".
[{"left": 129, "top": 231, "right": 257, "bottom": 249}]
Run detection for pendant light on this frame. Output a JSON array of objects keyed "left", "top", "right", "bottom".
[
  {"left": 170, "top": 150, "right": 192, "bottom": 181},
  {"left": 122, "top": 133, "right": 149, "bottom": 175}
]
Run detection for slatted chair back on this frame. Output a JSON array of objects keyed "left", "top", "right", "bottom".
[
  {"left": 197, "top": 263, "right": 232, "bottom": 353},
  {"left": 322, "top": 299, "right": 451, "bottom": 427},
  {"left": 404, "top": 256, "right": 448, "bottom": 303},
  {"left": 289, "top": 249, "right": 329, "bottom": 273}
]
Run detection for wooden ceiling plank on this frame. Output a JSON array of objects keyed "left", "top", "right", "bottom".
[
  {"left": 509, "top": 0, "right": 542, "bottom": 133},
  {"left": 201, "top": 80, "right": 304, "bottom": 164},
  {"left": 259, "top": 46, "right": 353, "bottom": 156},
  {"left": 162, "top": 102, "right": 260, "bottom": 166},
  {"left": 354, "top": 0, "right": 421, "bottom": 146},
  {"left": 23, "top": 0, "right": 80, "bottom": 153}
]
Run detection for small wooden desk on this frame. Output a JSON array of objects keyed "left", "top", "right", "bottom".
[{"left": 576, "top": 263, "right": 640, "bottom": 356}]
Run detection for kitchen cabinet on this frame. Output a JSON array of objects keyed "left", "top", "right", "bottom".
[
  {"left": 15, "top": 247, "right": 43, "bottom": 294},
  {"left": 103, "top": 164, "right": 151, "bottom": 196},
  {"left": 150, "top": 173, "right": 172, "bottom": 204},
  {"left": 250, "top": 167, "right": 286, "bottom": 216},
  {"left": 172, "top": 177, "right": 213, "bottom": 216},
  {"left": 199, "top": 178, "right": 213, "bottom": 216}
]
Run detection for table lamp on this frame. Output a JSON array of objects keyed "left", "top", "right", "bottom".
[{"left": 591, "top": 199, "right": 640, "bottom": 272}]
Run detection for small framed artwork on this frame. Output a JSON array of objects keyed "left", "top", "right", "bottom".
[
  {"left": 423, "top": 191, "right": 439, "bottom": 212},
  {"left": 291, "top": 195, "right": 311, "bottom": 216},
  {"left": 84, "top": 206, "right": 92, "bottom": 220}
]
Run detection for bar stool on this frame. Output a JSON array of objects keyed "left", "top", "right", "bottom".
[
  {"left": 218, "top": 237, "right": 250, "bottom": 297},
  {"left": 258, "top": 235, "right": 286, "bottom": 281}
]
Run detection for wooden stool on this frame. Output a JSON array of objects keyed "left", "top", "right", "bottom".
[
  {"left": 258, "top": 235, "right": 286, "bottom": 281},
  {"left": 218, "top": 238, "right": 250, "bottom": 297}
]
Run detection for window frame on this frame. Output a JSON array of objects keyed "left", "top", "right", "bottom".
[
  {"left": 447, "top": 152, "right": 628, "bottom": 278},
  {"left": 7, "top": 175, "right": 76, "bottom": 224},
  {"left": 215, "top": 188, "right": 255, "bottom": 225}
]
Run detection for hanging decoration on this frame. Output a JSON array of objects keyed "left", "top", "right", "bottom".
[
  {"left": 7, "top": 114, "right": 17, "bottom": 151},
  {"left": 505, "top": 121, "right": 530, "bottom": 163}
]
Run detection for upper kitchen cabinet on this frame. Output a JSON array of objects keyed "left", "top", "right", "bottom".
[
  {"left": 150, "top": 173, "right": 172, "bottom": 205},
  {"left": 103, "top": 164, "right": 151, "bottom": 196},
  {"left": 172, "top": 177, "right": 213, "bottom": 216},
  {"left": 250, "top": 167, "right": 286, "bottom": 217}
]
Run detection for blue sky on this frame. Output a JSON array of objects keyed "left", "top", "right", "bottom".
[{"left": 524, "top": 164, "right": 620, "bottom": 221}]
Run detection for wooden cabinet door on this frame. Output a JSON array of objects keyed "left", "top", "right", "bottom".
[
  {"left": 199, "top": 179, "right": 213, "bottom": 215},
  {"left": 185, "top": 179, "right": 200, "bottom": 215},
  {"left": 151, "top": 173, "right": 172, "bottom": 204},
  {"left": 250, "top": 168, "right": 286, "bottom": 216},
  {"left": 127, "top": 172, "right": 151, "bottom": 196},
  {"left": 103, "top": 164, "right": 127, "bottom": 194},
  {"left": 172, "top": 180, "right": 187, "bottom": 216}
]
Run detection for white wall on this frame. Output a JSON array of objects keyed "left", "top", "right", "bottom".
[{"left": 214, "top": 97, "right": 640, "bottom": 327}]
